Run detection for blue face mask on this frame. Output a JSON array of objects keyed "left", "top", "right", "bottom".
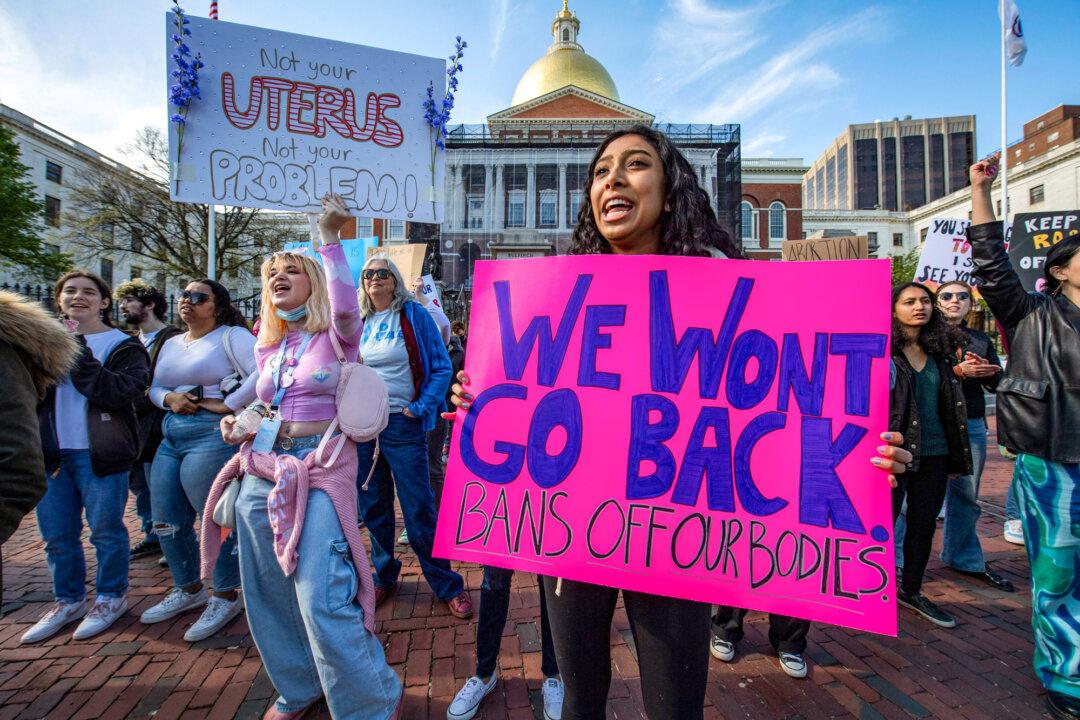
[{"left": 275, "top": 305, "right": 308, "bottom": 322}]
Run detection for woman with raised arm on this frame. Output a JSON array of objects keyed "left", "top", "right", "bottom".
[
  {"left": 202, "top": 193, "right": 401, "bottom": 720},
  {"left": 444, "top": 125, "right": 912, "bottom": 720},
  {"left": 967, "top": 154, "right": 1080, "bottom": 720}
]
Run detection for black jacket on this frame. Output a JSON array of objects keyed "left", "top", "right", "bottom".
[
  {"left": 39, "top": 333, "right": 150, "bottom": 478},
  {"left": 889, "top": 350, "right": 972, "bottom": 475},
  {"left": 968, "top": 221, "right": 1080, "bottom": 463},
  {"left": 957, "top": 325, "right": 1001, "bottom": 420},
  {"left": 135, "top": 325, "right": 182, "bottom": 463}
]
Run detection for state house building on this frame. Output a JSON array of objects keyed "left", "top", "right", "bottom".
[{"left": 430, "top": 2, "right": 741, "bottom": 305}]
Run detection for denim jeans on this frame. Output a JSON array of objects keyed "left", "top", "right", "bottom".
[
  {"left": 426, "top": 418, "right": 448, "bottom": 511},
  {"left": 35, "top": 450, "right": 129, "bottom": 602},
  {"left": 236, "top": 441, "right": 402, "bottom": 719},
  {"left": 129, "top": 462, "right": 155, "bottom": 540},
  {"left": 941, "top": 419, "right": 988, "bottom": 572},
  {"left": 356, "top": 413, "right": 464, "bottom": 600},
  {"left": 150, "top": 411, "right": 240, "bottom": 591},
  {"left": 476, "top": 567, "right": 558, "bottom": 679}
]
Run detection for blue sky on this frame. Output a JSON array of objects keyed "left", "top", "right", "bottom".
[{"left": 1, "top": 0, "right": 1077, "bottom": 163}]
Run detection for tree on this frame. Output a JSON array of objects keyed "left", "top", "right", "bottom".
[
  {"left": 64, "top": 127, "right": 297, "bottom": 283},
  {"left": 0, "top": 124, "right": 72, "bottom": 280},
  {"left": 890, "top": 246, "right": 921, "bottom": 288}
]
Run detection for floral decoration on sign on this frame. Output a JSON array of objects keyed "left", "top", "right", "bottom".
[
  {"left": 169, "top": 0, "right": 204, "bottom": 193},
  {"left": 422, "top": 36, "right": 467, "bottom": 219}
]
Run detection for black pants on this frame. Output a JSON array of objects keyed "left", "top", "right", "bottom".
[
  {"left": 542, "top": 577, "right": 710, "bottom": 720},
  {"left": 426, "top": 419, "right": 448, "bottom": 511},
  {"left": 892, "top": 454, "right": 949, "bottom": 596},
  {"left": 476, "top": 567, "right": 558, "bottom": 679},
  {"left": 711, "top": 606, "right": 810, "bottom": 654}
]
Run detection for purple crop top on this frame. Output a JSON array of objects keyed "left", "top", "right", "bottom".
[{"left": 254, "top": 243, "right": 361, "bottom": 422}]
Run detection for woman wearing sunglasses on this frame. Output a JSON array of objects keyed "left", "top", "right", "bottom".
[
  {"left": 141, "top": 279, "right": 256, "bottom": 641},
  {"left": 354, "top": 256, "right": 471, "bottom": 618}
]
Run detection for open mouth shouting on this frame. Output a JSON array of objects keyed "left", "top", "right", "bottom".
[{"left": 601, "top": 195, "right": 635, "bottom": 223}]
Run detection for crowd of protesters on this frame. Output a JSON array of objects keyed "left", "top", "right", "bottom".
[{"left": 0, "top": 129, "right": 1076, "bottom": 720}]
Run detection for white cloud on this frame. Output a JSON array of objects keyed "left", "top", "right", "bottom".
[
  {"left": 489, "top": 0, "right": 510, "bottom": 62},
  {"left": 742, "top": 132, "right": 787, "bottom": 157}
]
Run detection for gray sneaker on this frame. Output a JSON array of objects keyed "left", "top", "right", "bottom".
[
  {"left": 140, "top": 587, "right": 208, "bottom": 624},
  {"left": 778, "top": 652, "right": 808, "bottom": 679},
  {"left": 20, "top": 600, "right": 88, "bottom": 644},
  {"left": 184, "top": 595, "right": 243, "bottom": 642},
  {"left": 447, "top": 675, "right": 497, "bottom": 720},
  {"left": 709, "top": 635, "right": 735, "bottom": 662}
]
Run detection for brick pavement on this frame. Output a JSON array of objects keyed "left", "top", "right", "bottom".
[{"left": 0, "top": 419, "right": 1051, "bottom": 719}]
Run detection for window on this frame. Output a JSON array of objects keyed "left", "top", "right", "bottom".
[
  {"left": 814, "top": 167, "right": 825, "bottom": 208},
  {"left": 100, "top": 258, "right": 114, "bottom": 286},
  {"left": 928, "top": 134, "right": 945, "bottom": 200},
  {"left": 825, "top": 157, "right": 836, "bottom": 208},
  {"left": 901, "top": 135, "right": 926, "bottom": 209},
  {"left": 44, "top": 195, "right": 61, "bottom": 227},
  {"left": 130, "top": 266, "right": 143, "bottom": 280},
  {"left": 388, "top": 220, "right": 405, "bottom": 239},
  {"left": 356, "top": 217, "right": 374, "bottom": 237},
  {"left": 130, "top": 228, "right": 143, "bottom": 252},
  {"left": 892, "top": 233, "right": 904, "bottom": 248},
  {"left": 562, "top": 28, "right": 569, "bottom": 42},
  {"left": 539, "top": 190, "right": 556, "bottom": 226},
  {"left": 836, "top": 144, "right": 849, "bottom": 209},
  {"left": 1030, "top": 185, "right": 1045, "bottom": 204},
  {"left": 881, "top": 137, "right": 897, "bottom": 211},
  {"left": 948, "top": 132, "right": 974, "bottom": 191},
  {"left": 467, "top": 196, "right": 484, "bottom": 229},
  {"left": 507, "top": 190, "right": 525, "bottom": 227},
  {"left": 1048, "top": 131, "right": 1060, "bottom": 142},
  {"left": 854, "top": 139, "right": 879, "bottom": 209},
  {"left": 920, "top": 227, "right": 929, "bottom": 244},
  {"left": 568, "top": 191, "right": 583, "bottom": 225},
  {"left": 804, "top": 176, "right": 815, "bottom": 209},
  {"left": 866, "top": 232, "right": 878, "bottom": 249},
  {"left": 154, "top": 273, "right": 167, "bottom": 295},
  {"left": 740, "top": 202, "right": 756, "bottom": 242},
  {"left": 768, "top": 202, "right": 786, "bottom": 240},
  {"left": 45, "top": 160, "right": 63, "bottom": 184}
]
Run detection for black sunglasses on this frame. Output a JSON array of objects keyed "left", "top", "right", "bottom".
[
  {"left": 938, "top": 291, "right": 971, "bottom": 302},
  {"left": 362, "top": 269, "right": 392, "bottom": 281},
  {"left": 180, "top": 290, "right": 211, "bottom": 305}
]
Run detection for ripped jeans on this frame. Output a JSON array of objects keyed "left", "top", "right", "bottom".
[{"left": 149, "top": 411, "right": 240, "bottom": 591}]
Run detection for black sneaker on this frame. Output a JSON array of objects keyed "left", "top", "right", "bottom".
[
  {"left": 1047, "top": 691, "right": 1080, "bottom": 720},
  {"left": 130, "top": 538, "right": 162, "bottom": 559},
  {"left": 897, "top": 591, "right": 956, "bottom": 628}
]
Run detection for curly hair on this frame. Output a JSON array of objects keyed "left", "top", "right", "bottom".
[
  {"left": 568, "top": 125, "right": 744, "bottom": 259},
  {"left": 192, "top": 278, "right": 249, "bottom": 329},
  {"left": 891, "top": 282, "right": 963, "bottom": 355},
  {"left": 114, "top": 278, "right": 167, "bottom": 321}
]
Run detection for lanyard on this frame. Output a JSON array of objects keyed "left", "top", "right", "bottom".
[{"left": 270, "top": 332, "right": 314, "bottom": 410}]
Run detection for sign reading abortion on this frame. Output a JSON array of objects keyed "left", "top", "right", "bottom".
[
  {"left": 781, "top": 236, "right": 868, "bottom": 262},
  {"left": 166, "top": 15, "right": 445, "bottom": 221},
  {"left": 434, "top": 255, "right": 897, "bottom": 635},
  {"left": 1008, "top": 211, "right": 1079, "bottom": 291},
  {"left": 914, "top": 219, "right": 979, "bottom": 292}
]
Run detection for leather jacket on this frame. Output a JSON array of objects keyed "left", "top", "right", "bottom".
[
  {"left": 968, "top": 221, "right": 1080, "bottom": 463},
  {"left": 889, "top": 350, "right": 972, "bottom": 475}
]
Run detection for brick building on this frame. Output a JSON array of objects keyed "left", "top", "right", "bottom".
[{"left": 739, "top": 158, "right": 808, "bottom": 260}]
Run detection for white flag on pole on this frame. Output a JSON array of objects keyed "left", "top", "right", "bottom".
[{"left": 1000, "top": 0, "right": 1027, "bottom": 66}]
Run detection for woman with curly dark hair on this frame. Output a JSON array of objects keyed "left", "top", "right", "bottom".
[
  {"left": 889, "top": 282, "right": 971, "bottom": 629},
  {"left": 446, "top": 127, "right": 910, "bottom": 720}
]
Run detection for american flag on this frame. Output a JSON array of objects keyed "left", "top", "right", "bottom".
[{"left": 209, "top": 1, "right": 218, "bottom": 19}]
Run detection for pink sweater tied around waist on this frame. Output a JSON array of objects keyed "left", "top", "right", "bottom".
[{"left": 200, "top": 440, "right": 376, "bottom": 633}]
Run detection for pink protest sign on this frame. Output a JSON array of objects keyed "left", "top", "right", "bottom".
[{"left": 434, "top": 255, "right": 897, "bottom": 636}]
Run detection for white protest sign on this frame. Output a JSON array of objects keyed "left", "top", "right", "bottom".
[
  {"left": 914, "top": 218, "right": 980, "bottom": 292},
  {"left": 419, "top": 273, "right": 442, "bottom": 308},
  {"left": 167, "top": 15, "right": 445, "bottom": 222}
]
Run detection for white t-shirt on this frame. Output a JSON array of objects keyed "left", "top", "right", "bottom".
[
  {"left": 360, "top": 308, "right": 415, "bottom": 411},
  {"left": 56, "top": 328, "right": 129, "bottom": 450},
  {"left": 149, "top": 325, "right": 258, "bottom": 412},
  {"left": 140, "top": 328, "right": 163, "bottom": 349}
]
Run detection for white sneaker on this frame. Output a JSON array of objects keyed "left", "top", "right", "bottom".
[
  {"left": 709, "top": 635, "right": 735, "bottom": 662},
  {"left": 19, "top": 600, "right": 88, "bottom": 644},
  {"left": 397, "top": 528, "right": 409, "bottom": 546},
  {"left": 542, "top": 676, "right": 564, "bottom": 720},
  {"left": 73, "top": 596, "right": 128, "bottom": 640},
  {"left": 183, "top": 594, "right": 244, "bottom": 641},
  {"left": 1004, "top": 519, "right": 1025, "bottom": 546},
  {"left": 779, "top": 652, "right": 808, "bottom": 679},
  {"left": 447, "top": 675, "right": 497, "bottom": 720},
  {"left": 140, "top": 586, "right": 208, "bottom": 624},
  {"left": 158, "top": 555, "right": 169, "bottom": 566}
]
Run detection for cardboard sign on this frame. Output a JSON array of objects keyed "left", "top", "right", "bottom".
[
  {"left": 366, "top": 243, "right": 427, "bottom": 287},
  {"left": 913, "top": 219, "right": 979, "bottom": 292},
  {"left": 282, "top": 237, "right": 379, "bottom": 286},
  {"left": 167, "top": 15, "right": 445, "bottom": 222},
  {"left": 1008, "top": 212, "right": 1080, "bottom": 291},
  {"left": 434, "top": 255, "right": 897, "bottom": 635},
  {"left": 781, "top": 236, "right": 868, "bottom": 262}
]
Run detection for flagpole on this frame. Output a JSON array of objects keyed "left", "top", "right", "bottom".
[
  {"left": 1000, "top": 0, "right": 1009, "bottom": 233},
  {"left": 207, "top": 0, "right": 219, "bottom": 280}
]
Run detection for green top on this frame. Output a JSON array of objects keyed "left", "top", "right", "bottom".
[{"left": 913, "top": 358, "right": 949, "bottom": 456}]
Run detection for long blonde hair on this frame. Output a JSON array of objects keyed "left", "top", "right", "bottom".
[{"left": 257, "top": 252, "right": 331, "bottom": 346}]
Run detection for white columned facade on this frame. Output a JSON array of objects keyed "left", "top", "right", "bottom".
[
  {"left": 557, "top": 163, "right": 567, "bottom": 230},
  {"left": 493, "top": 163, "right": 505, "bottom": 230},
  {"left": 484, "top": 163, "right": 494, "bottom": 231},
  {"left": 526, "top": 163, "right": 537, "bottom": 229}
]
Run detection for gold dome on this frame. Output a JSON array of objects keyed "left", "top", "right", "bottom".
[
  {"left": 510, "top": 2, "right": 619, "bottom": 106},
  {"left": 511, "top": 48, "right": 620, "bottom": 105}
]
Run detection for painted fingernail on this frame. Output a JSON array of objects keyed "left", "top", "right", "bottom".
[
  {"left": 870, "top": 457, "right": 885, "bottom": 466},
  {"left": 879, "top": 432, "right": 894, "bottom": 441},
  {"left": 463, "top": 393, "right": 473, "bottom": 401},
  {"left": 462, "top": 402, "right": 470, "bottom": 409},
  {"left": 877, "top": 445, "right": 888, "bottom": 454}
]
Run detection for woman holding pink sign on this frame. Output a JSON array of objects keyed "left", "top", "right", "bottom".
[{"left": 445, "top": 125, "right": 912, "bottom": 720}]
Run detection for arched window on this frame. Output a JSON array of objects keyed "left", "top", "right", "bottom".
[
  {"left": 769, "top": 201, "right": 786, "bottom": 240},
  {"left": 740, "top": 201, "right": 755, "bottom": 241},
  {"left": 562, "top": 28, "right": 570, "bottom": 42}
]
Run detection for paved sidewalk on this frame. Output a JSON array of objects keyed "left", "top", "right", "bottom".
[{"left": 0, "top": 420, "right": 1048, "bottom": 719}]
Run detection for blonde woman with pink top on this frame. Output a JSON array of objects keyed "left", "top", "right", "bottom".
[{"left": 205, "top": 194, "right": 401, "bottom": 720}]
